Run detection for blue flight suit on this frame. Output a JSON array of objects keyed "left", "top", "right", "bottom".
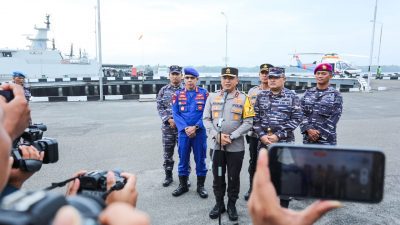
[
  {"left": 172, "top": 87, "right": 208, "bottom": 177},
  {"left": 300, "top": 87, "right": 343, "bottom": 145}
]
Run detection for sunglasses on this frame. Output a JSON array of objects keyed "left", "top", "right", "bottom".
[
  {"left": 260, "top": 71, "right": 269, "bottom": 75},
  {"left": 171, "top": 72, "right": 181, "bottom": 75},
  {"left": 184, "top": 76, "right": 196, "bottom": 80}
]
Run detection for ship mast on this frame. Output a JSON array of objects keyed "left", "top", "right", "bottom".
[{"left": 28, "top": 15, "right": 51, "bottom": 50}]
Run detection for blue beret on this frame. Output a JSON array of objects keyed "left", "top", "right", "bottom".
[
  {"left": 184, "top": 67, "right": 199, "bottom": 77},
  {"left": 13, "top": 71, "right": 26, "bottom": 78},
  {"left": 314, "top": 63, "right": 333, "bottom": 74}
]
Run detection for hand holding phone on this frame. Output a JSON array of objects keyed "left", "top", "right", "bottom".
[{"left": 268, "top": 143, "right": 385, "bottom": 203}]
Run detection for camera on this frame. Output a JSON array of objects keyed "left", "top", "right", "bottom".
[
  {"left": 0, "top": 190, "right": 104, "bottom": 225},
  {"left": 0, "top": 89, "right": 14, "bottom": 102},
  {"left": 78, "top": 170, "right": 127, "bottom": 199},
  {"left": 12, "top": 123, "right": 59, "bottom": 172}
]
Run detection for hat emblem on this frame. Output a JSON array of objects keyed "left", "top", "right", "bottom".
[
  {"left": 226, "top": 68, "right": 231, "bottom": 74},
  {"left": 263, "top": 65, "right": 268, "bottom": 68},
  {"left": 322, "top": 65, "right": 327, "bottom": 70}
]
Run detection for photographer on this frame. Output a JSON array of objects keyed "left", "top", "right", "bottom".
[
  {"left": 0, "top": 145, "right": 44, "bottom": 199},
  {"left": 65, "top": 170, "right": 139, "bottom": 206},
  {"left": 0, "top": 108, "right": 12, "bottom": 193},
  {"left": 51, "top": 170, "right": 150, "bottom": 225},
  {"left": 0, "top": 83, "right": 30, "bottom": 192},
  {"left": 248, "top": 149, "right": 341, "bottom": 225},
  {"left": 0, "top": 83, "right": 31, "bottom": 140},
  {"left": 53, "top": 203, "right": 150, "bottom": 225}
]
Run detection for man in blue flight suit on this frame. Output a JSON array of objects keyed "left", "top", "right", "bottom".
[
  {"left": 171, "top": 67, "right": 208, "bottom": 198},
  {"left": 300, "top": 63, "right": 343, "bottom": 145},
  {"left": 253, "top": 67, "right": 302, "bottom": 208},
  {"left": 156, "top": 65, "right": 184, "bottom": 187}
]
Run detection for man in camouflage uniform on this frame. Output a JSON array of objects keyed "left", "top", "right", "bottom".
[
  {"left": 300, "top": 63, "right": 343, "bottom": 145},
  {"left": 253, "top": 67, "right": 302, "bottom": 208},
  {"left": 11, "top": 71, "right": 31, "bottom": 102},
  {"left": 156, "top": 65, "right": 183, "bottom": 187},
  {"left": 203, "top": 67, "right": 254, "bottom": 221},
  {"left": 244, "top": 63, "right": 273, "bottom": 201}
]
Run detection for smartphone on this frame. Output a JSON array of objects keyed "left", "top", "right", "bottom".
[{"left": 268, "top": 143, "right": 385, "bottom": 203}]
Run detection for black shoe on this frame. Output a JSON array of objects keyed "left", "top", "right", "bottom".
[
  {"left": 196, "top": 176, "right": 208, "bottom": 198},
  {"left": 172, "top": 176, "right": 189, "bottom": 197},
  {"left": 227, "top": 200, "right": 238, "bottom": 221},
  {"left": 209, "top": 203, "right": 226, "bottom": 219},
  {"left": 162, "top": 171, "right": 173, "bottom": 187},
  {"left": 244, "top": 188, "right": 251, "bottom": 201}
]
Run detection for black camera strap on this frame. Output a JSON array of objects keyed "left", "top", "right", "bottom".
[
  {"left": 44, "top": 176, "right": 124, "bottom": 200},
  {"left": 43, "top": 176, "right": 80, "bottom": 191},
  {"left": 101, "top": 181, "right": 125, "bottom": 199}
]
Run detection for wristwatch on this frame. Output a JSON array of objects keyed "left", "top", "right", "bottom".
[{"left": 195, "top": 125, "right": 199, "bottom": 130}]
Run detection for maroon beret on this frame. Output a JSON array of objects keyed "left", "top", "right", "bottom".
[{"left": 314, "top": 63, "right": 333, "bottom": 74}]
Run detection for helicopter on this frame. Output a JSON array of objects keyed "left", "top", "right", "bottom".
[{"left": 291, "top": 53, "right": 364, "bottom": 77}]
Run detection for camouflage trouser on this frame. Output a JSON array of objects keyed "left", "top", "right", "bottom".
[{"left": 162, "top": 125, "right": 178, "bottom": 171}]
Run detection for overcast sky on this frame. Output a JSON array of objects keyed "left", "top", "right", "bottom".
[{"left": 1, "top": 0, "right": 399, "bottom": 67}]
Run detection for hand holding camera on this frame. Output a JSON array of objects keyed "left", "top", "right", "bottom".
[
  {"left": 0, "top": 83, "right": 31, "bottom": 140},
  {"left": 105, "top": 172, "right": 138, "bottom": 207},
  {"left": 66, "top": 170, "right": 138, "bottom": 207},
  {"left": 8, "top": 145, "right": 44, "bottom": 189}
]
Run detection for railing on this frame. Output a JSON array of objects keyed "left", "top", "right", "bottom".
[{"left": 357, "top": 77, "right": 369, "bottom": 92}]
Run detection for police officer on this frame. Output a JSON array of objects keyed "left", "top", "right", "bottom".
[
  {"left": 203, "top": 67, "right": 254, "bottom": 221},
  {"left": 171, "top": 67, "right": 208, "bottom": 198},
  {"left": 11, "top": 71, "right": 31, "bottom": 101},
  {"left": 300, "top": 63, "right": 343, "bottom": 145},
  {"left": 244, "top": 63, "right": 273, "bottom": 201},
  {"left": 156, "top": 65, "right": 183, "bottom": 187},
  {"left": 253, "top": 67, "right": 302, "bottom": 208}
]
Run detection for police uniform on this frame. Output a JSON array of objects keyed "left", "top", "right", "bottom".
[
  {"left": 300, "top": 63, "right": 343, "bottom": 145},
  {"left": 244, "top": 63, "right": 273, "bottom": 201},
  {"left": 253, "top": 67, "right": 302, "bottom": 208},
  {"left": 171, "top": 67, "right": 208, "bottom": 197},
  {"left": 156, "top": 65, "right": 184, "bottom": 186},
  {"left": 203, "top": 67, "right": 254, "bottom": 221}
]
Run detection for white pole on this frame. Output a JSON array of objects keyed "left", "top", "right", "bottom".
[
  {"left": 377, "top": 23, "right": 383, "bottom": 66},
  {"left": 94, "top": 6, "right": 98, "bottom": 61},
  {"left": 97, "top": 0, "right": 104, "bottom": 101},
  {"left": 221, "top": 12, "right": 228, "bottom": 67},
  {"left": 367, "top": 0, "right": 378, "bottom": 91}
]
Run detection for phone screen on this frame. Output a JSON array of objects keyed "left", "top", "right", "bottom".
[{"left": 268, "top": 144, "right": 385, "bottom": 203}]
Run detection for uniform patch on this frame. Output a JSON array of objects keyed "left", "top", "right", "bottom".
[
  {"left": 172, "top": 93, "right": 177, "bottom": 104},
  {"left": 243, "top": 96, "right": 255, "bottom": 118}
]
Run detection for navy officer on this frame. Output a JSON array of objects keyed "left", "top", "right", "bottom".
[{"left": 300, "top": 63, "right": 343, "bottom": 145}]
